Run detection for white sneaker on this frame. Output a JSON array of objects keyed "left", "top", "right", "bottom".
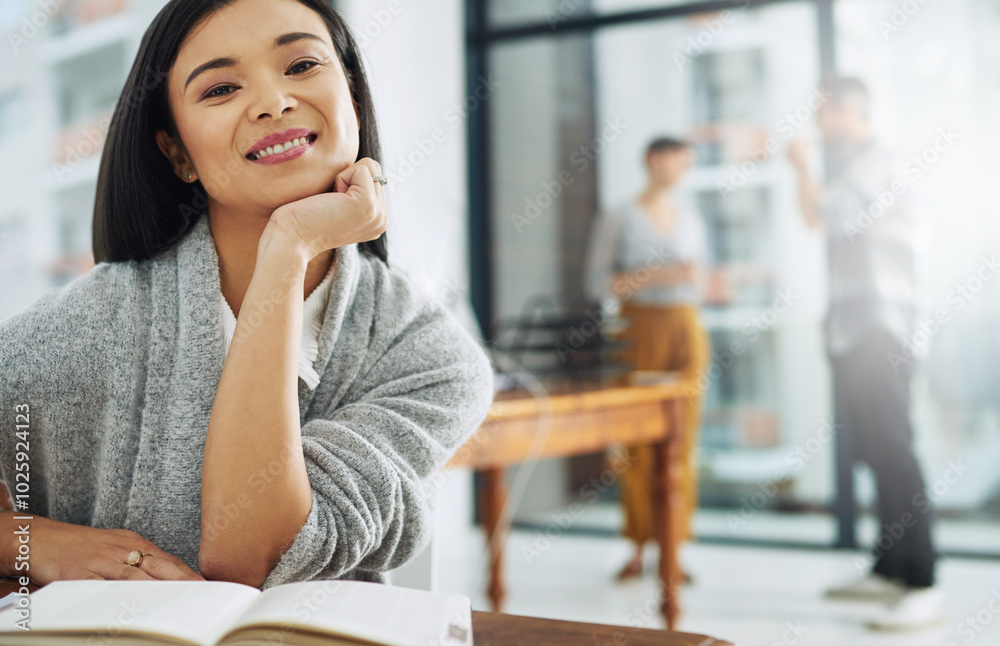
[
  {"left": 825, "top": 572, "right": 906, "bottom": 602},
  {"left": 868, "top": 586, "right": 947, "bottom": 631}
]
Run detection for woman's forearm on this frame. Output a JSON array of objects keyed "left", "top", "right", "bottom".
[
  {"left": 612, "top": 263, "right": 694, "bottom": 296},
  {"left": 200, "top": 233, "right": 313, "bottom": 587}
]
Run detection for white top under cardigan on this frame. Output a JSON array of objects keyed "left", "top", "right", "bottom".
[{"left": 220, "top": 255, "right": 337, "bottom": 390}]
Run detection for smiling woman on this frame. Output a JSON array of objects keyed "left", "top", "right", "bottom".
[{"left": 0, "top": 0, "right": 495, "bottom": 592}]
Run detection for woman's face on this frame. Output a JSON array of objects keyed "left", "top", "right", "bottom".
[
  {"left": 157, "top": 0, "right": 360, "bottom": 217},
  {"left": 647, "top": 147, "right": 693, "bottom": 188}
]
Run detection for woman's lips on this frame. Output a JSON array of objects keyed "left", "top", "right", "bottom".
[{"left": 249, "top": 134, "right": 317, "bottom": 166}]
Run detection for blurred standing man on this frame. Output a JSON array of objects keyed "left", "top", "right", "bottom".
[{"left": 787, "top": 76, "right": 943, "bottom": 631}]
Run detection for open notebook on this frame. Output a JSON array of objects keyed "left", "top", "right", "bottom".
[{"left": 0, "top": 579, "right": 472, "bottom": 646}]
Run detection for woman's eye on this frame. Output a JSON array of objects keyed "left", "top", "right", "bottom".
[
  {"left": 289, "top": 60, "right": 320, "bottom": 74},
  {"left": 201, "top": 61, "right": 320, "bottom": 100},
  {"left": 205, "top": 85, "right": 236, "bottom": 99}
]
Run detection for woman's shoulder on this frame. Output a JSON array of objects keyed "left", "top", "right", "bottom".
[
  {"left": 361, "top": 248, "right": 482, "bottom": 320},
  {"left": 588, "top": 201, "right": 632, "bottom": 239},
  {"left": 0, "top": 260, "right": 149, "bottom": 359},
  {"left": 345, "top": 252, "right": 494, "bottom": 426},
  {"left": 352, "top": 252, "right": 493, "bottom": 379},
  {"left": 354, "top": 252, "right": 462, "bottom": 345}
]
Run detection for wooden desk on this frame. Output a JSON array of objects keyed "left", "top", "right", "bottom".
[
  {"left": 472, "top": 611, "right": 732, "bottom": 645},
  {"left": 445, "top": 382, "right": 691, "bottom": 630},
  {"left": 0, "top": 580, "right": 730, "bottom": 645}
]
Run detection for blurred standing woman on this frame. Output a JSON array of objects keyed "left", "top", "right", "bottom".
[{"left": 583, "top": 137, "right": 711, "bottom": 580}]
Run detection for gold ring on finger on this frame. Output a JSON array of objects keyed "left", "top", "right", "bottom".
[{"left": 124, "top": 550, "right": 153, "bottom": 567}]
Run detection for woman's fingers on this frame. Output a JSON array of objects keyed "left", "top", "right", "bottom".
[
  {"left": 99, "top": 561, "right": 157, "bottom": 581},
  {"left": 334, "top": 160, "right": 373, "bottom": 194},
  {"left": 122, "top": 564, "right": 158, "bottom": 581},
  {"left": 121, "top": 536, "right": 205, "bottom": 581},
  {"left": 111, "top": 533, "right": 204, "bottom": 581},
  {"left": 333, "top": 166, "right": 354, "bottom": 193},
  {"left": 356, "top": 158, "right": 384, "bottom": 192},
  {"left": 334, "top": 158, "right": 384, "bottom": 197},
  {"left": 139, "top": 551, "right": 206, "bottom": 581},
  {"left": 268, "top": 157, "right": 388, "bottom": 255},
  {"left": 335, "top": 162, "right": 387, "bottom": 242},
  {"left": 348, "top": 162, "right": 375, "bottom": 194},
  {"left": 30, "top": 515, "right": 206, "bottom": 586}
]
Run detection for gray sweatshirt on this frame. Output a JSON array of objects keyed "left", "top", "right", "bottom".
[{"left": 0, "top": 211, "right": 495, "bottom": 589}]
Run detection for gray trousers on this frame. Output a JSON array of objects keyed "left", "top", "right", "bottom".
[{"left": 830, "top": 327, "right": 937, "bottom": 588}]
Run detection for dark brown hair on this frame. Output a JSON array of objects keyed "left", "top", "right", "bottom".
[{"left": 645, "top": 136, "right": 691, "bottom": 157}]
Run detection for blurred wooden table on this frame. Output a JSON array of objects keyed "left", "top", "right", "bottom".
[
  {"left": 0, "top": 579, "right": 731, "bottom": 645},
  {"left": 445, "top": 381, "right": 690, "bottom": 630}
]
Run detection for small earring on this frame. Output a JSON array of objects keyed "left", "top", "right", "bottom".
[{"left": 184, "top": 169, "right": 192, "bottom": 181}]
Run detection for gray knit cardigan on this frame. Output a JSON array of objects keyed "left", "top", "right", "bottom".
[{"left": 0, "top": 212, "right": 495, "bottom": 589}]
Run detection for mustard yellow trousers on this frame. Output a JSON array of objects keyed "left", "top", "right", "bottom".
[{"left": 615, "top": 303, "right": 710, "bottom": 546}]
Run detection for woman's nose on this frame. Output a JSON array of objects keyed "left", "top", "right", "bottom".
[{"left": 250, "top": 83, "right": 297, "bottom": 120}]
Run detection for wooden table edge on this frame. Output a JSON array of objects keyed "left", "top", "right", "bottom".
[{"left": 471, "top": 610, "right": 735, "bottom": 646}]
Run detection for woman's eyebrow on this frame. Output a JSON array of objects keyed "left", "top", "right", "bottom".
[{"left": 183, "top": 32, "right": 328, "bottom": 93}]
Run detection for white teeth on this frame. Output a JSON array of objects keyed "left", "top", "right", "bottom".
[{"left": 252, "top": 136, "right": 312, "bottom": 160}]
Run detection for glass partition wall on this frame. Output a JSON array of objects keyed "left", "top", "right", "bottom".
[{"left": 467, "top": 0, "right": 1000, "bottom": 557}]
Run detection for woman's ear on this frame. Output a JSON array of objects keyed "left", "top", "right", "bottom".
[{"left": 155, "top": 129, "right": 197, "bottom": 182}]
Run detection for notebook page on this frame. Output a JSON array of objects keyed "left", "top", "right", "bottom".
[
  {"left": 0, "top": 580, "right": 260, "bottom": 646},
  {"left": 225, "top": 580, "right": 472, "bottom": 646}
]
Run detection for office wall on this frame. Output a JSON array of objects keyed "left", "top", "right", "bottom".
[{"left": 337, "top": 0, "right": 483, "bottom": 341}]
